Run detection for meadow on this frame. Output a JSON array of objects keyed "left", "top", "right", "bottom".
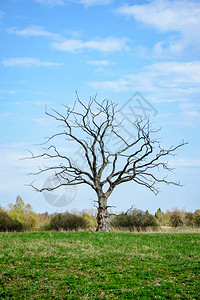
[{"left": 0, "top": 232, "right": 199, "bottom": 299}]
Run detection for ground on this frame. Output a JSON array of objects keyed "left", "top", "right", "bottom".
[{"left": 0, "top": 232, "right": 199, "bottom": 299}]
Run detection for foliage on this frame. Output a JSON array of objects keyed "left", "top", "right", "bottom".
[
  {"left": 24, "top": 215, "right": 38, "bottom": 228},
  {"left": 0, "top": 232, "right": 199, "bottom": 299},
  {"left": 111, "top": 209, "right": 158, "bottom": 231},
  {"left": 50, "top": 212, "right": 87, "bottom": 231},
  {"left": 82, "top": 213, "right": 97, "bottom": 229},
  {"left": 169, "top": 210, "right": 183, "bottom": 227},
  {"left": 194, "top": 210, "right": 200, "bottom": 227},
  {"left": 184, "top": 212, "right": 195, "bottom": 227},
  {"left": 0, "top": 211, "right": 24, "bottom": 232},
  {"left": 8, "top": 196, "right": 38, "bottom": 229},
  {"left": 39, "top": 222, "right": 51, "bottom": 231},
  {"left": 1, "top": 197, "right": 199, "bottom": 232},
  {"left": 35, "top": 212, "right": 52, "bottom": 227}
]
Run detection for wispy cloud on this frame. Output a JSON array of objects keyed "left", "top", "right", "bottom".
[
  {"left": 90, "top": 61, "right": 200, "bottom": 102},
  {"left": 14, "top": 100, "right": 51, "bottom": 106},
  {"left": 169, "top": 158, "right": 200, "bottom": 167},
  {"left": 116, "top": 0, "right": 200, "bottom": 56},
  {"left": 34, "top": 0, "right": 112, "bottom": 6},
  {"left": 8, "top": 26, "right": 61, "bottom": 40},
  {"left": 116, "top": 0, "right": 200, "bottom": 36},
  {"left": 0, "top": 89, "right": 20, "bottom": 95},
  {"left": 34, "top": 0, "right": 65, "bottom": 6},
  {"left": 148, "top": 61, "right": 200, "bottom": 85},
  {"left": 2, "top": 57, "right": 64, "bottom": 67},
  {"left": 0, "top": 112, "right": 17, "bottom": 119},
  {"left": 78, "top": 0, "right": 113, "bottom": 5},
  {"left": 51, "top": 37, "right": 129, "bottom": 53},
  {"left": 87, "top": 60, "right": 113, "bottom": 66},
  {"left": 9, "top": 26, "right": 129, "bottom": 53}
]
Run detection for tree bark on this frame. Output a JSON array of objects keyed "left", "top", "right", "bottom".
[{"left": 96, "top": 195, "right": 110, "bottom": 232}]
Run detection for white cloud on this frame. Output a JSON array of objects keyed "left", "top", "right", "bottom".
[
  {"left": 8, "top": 26, "right": 61, "bottom": 40},
  {"left": 34, "top": 0, "right": 65, "bottom": 6},
  {"left": 51, "top": 37, "right": 129, "bottom": 53},
  {"left": 148, "top": 61, "right": 200, "bottom": 85},
  {"left": 34, "top": 0, "right": 112, "bottom": 6},
  {"left": 0, "top": 112, "right": 16, "bottom": 119},
  {"left": 91, "top": 79, "right": 130, "bottom": 92},
  {"left": 116, "top": 0, "right": 200, "bottom": 56},
  {"left": 8, "top": 26, "right": 129, "bottom": 54},
  {"left": 14, "top": 100, "right": 50, "bottom": 106},
  {"left": 87, "top": 60, "right": 113, "bottom": 66},
  {"left": 179, "top": 102, "right": 200, "bottom": 111},
  {"left": 2, "top": 142, "right": 27, "bottom": 149},
  {"left": 79, "top": 0, "right": 113, "bottom": 5},
  {"left": 169, "top": 158, "right": 200, "bottom": 167},
  {"left": 90, "top": 61, "right": 200, "bottom": 102},
  {"left": 116, "top": 0, "right": 200, "bottom": 35},
  {"left": 2, "top": 57, "right": 64, "bottom": 67},
  {"left": 153, "top": 39, "right": 185, "bottom": 58},
  {"left": 0, "top": 89, "right": 20, "bottom": 95}
]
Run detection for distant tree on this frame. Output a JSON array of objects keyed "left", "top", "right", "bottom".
[
  {"left": 184, "top": 212, "right": 195, "bottom": 227},
  {"left": 164, "top": 210, "right": 170, "bottom": 226},
  {"left": 50, "top": 212, "right": 87, "bottom": 231},
  {"left": 155, "top": 208, "right": 164, "bottom": 225},
  {"left": 27, "top": 96, "right": 186, "bottom": 232},
  {"left": 111, "top": 208, "right": 158, "bottom": 231},
  {"left": 169, "top": 210, "right": 183, "bottom": 227},
  {"left": 82, "top": 213, "right": 97, "bottom": 229},
  {"left": 0, "top": 211, "right": 24, "bottom": 232},
  {"left": 194, "top": 210, "right": 200, "bottom": 227},
  {"left": 8, "top": 196, "right": 38, "bottom": 229},
  {"left": 36, "top": 212, "right": 51, "bottom": 227}
]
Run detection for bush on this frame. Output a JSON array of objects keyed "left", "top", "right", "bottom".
[
  {"left": 0, "top": 211, "right": 24, "bottom": 232},
  {"left": 194, "top": 210, "right": 200, "bottom": 227},
  {"left": 50, "top": 212, "right": 87, "bottom": 231},
  {"left": 169, "top": 210, "right": 183, "bottom": 227},
  {"left": 184, "top": 212, "right": 195, "bottom": 227},
  {"left": 82, "top": 213, "right": 97, "bottom": 229},
  {"left": 8, "top": 196, "right": 38, "bottom": 229},
  {"left": 39, "top": 222, "right": 51, "bottom": 231},
  {"left": 24, "top": 215, "right": 38, "bottom": 229},
  {"left": 111, "top": 209, "right": 158, "bottom": 231}
]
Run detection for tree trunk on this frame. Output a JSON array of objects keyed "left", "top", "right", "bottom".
[{"left": 96, "top": 195, "right": 110, "bottom": 232}]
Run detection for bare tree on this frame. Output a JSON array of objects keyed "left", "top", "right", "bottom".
[{"left": 28, "top": 95, "right": 186, "bottom": 232}]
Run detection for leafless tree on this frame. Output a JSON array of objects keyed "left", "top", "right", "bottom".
[{"left": 27, "top": 95, "right": 186, "bottom": 232}]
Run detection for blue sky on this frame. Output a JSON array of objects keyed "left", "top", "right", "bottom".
[{"left": 0, "top": 0, "right": 200, "bottom": 214}]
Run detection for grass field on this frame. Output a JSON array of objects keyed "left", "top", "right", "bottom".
[{"left": 0, "top": 232, "right": 199, "bottom": 299}]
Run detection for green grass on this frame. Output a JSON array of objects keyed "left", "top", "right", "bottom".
[{"left": 0, "top": 232, "right": 199, "bottom": 299}]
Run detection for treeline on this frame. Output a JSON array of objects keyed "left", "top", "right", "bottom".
[
  {"left": 0, "top": 196, "right": 97, "bottom": 232},
  {"left": 155, "top": 208, "right": 200, "bottom": 228},
  {"left": 0, "top": 196, "right": 200, "bottom": 232}
]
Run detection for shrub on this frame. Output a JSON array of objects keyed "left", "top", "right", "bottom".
[
  {"left": 24, "top": 215, "right": 38, "bottom": 229},
  {"left": 8, "top": 196, "right": 38, "bottom": 229},
  {"left": 169, "top": 210, "right": 183, "bottom": 227},
  {"left": 50, "top": 212, "right": 87, "bottom": 231},
  {"left": 39, "top": 222, "right": 51, "bottom": 231},
  {"left": 111, "top": 209, "right": 158, "bottom": 231},
  {"left": 82, "top": 213, "right": 97, "bottom": 229},
  {"left": 194, "top": 210, "right": 200, "bottom": 227},
  {"left": 0, "top": 211, "right": 24, "bottom": 232},
  {"left": 184, "top": 212, "right": 195, "bottom": 227}
]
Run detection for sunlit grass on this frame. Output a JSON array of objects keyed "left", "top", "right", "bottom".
[{"left": 0, "top": 232, "right": 199, "bottom": 299}]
